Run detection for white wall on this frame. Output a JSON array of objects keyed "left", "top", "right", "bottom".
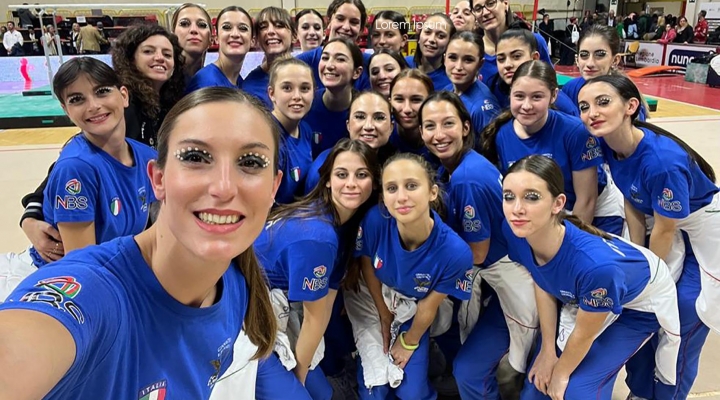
[{"left": 645, "top": 1, "right": 683, "bottom": 18}]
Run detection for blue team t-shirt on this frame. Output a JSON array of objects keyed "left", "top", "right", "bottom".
[
  {"left": 602, "top": 128, "right": 718, "bottom": 219},
  {"left": 304, "top": 148, "right": 329, "bottom": 195},
  {"left": 495, "top": 109, "right": 604, "bottom": 210},
  {"left": 405, "top": 55, "right": 452, "bottom": 91},
  {"left": 504, "top": 221, "right": 650, "bottom": 314},
  {"left": 186, "top": 63, "right": 243, "bottom": 94},
  {"left": 275, "top": 117, "right": 314, "bottom": 204},
  {"left": 32, "top": 135, "right": 156, "bottom": 267},
  {"left": 440, "top": 150, "right": 508, "bottom": 267},
  {"left": 243, "top": 66, "right": 272, "bottom": 110},
  {"left": 255, "top": 212, "right": 343, "bottom": 301},
  {"left": 355, "top": 206, "right": 473, "bottom": 300},
  {"left": 296, "top": 46, "right": 371, "bottom": 92},
  {"left": 481, "top": 32, "right": 552, "bottom": 84},
  {"left": 456, "top": 80, "right": 501, "bottom": 134},
  {"left": 3, "top": 236, "right": 248, "bottom": 398},
  {"left": 304, "top": 89, "right": 350, "bottom": 157},
  {"left": 562, "top": 76, "right": 648, "bottom": 121}
]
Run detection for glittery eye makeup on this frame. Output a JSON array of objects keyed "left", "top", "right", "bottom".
[
  {"left": 524, "top": 191, "right": 542, "bottom": 201},
  {"left": 238, "top": 152, "right": 270, "bottom": 169},
  {"left": 175, "top": 146, "right": 212, "bottom": 162},
  {"left": 596, "top": 96, "right": 612, "bottom": 106}
]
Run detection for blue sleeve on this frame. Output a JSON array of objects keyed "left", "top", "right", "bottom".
[
  {"left": 565, "top": 122, "right": 604, "bottom": 171},
  {"left": 534, "top": 32, "right": 553, "bottom": 66},
  {"left": 1, "top": 264, "right": 121, "bottom": 374},
  {"left": 185, "top": 71, "right": 208, "bottom": 94},
  {"left": 284, "top": 240, "right": 337, "bottom": 302},
  {"left": 648, "top": 170, "right": 691, "bottom": 219},
  {"left": 578, "top": 264, "right": 625, "bottom": 314},
  {"left": 296, "top": 48, "right": 319, "bottom": 65},
  {"left": 554, "top": 91, "right": 580, "bottom": 117},
  {"left": 451, "top": 183, "right": 493, "bottom": 243},
  {"left": 434, "top": 245, "right": 473, "bottom": 300},
  {"left": 256, "top": 353, "right": 312, "bottom": 400},
  {"left": 47, "top": 157, "right": 99, "bottom": 225},
  {"left": 303, "top": 158, "right": 322, "bottom": 195}
]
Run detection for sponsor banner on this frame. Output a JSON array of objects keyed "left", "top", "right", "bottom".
[
  {"left": 664, "top": 44, "right": 717, "bottom": 68},
  {"left": 626, "top": 41, "right": 665, "bottom": 67}
]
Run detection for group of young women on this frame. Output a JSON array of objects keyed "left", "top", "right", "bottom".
[{"left": 0, "top": 0, "right": 717, "bottom": 399}]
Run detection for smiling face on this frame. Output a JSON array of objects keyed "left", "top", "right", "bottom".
[
  {"left": 473, "top": 0, "right": 508, "bottom": 32},
  {"left": 319, "top": 41, "right": 361, "bottom": 89},
  {"left": 577, "top": 35, "right": 617, "bottom": 79},
  {"left": 347, "top": 93, "right": 393, "bottom": 149},
  {"left": 297, "top": 12, "right": 325, "bottom": 51},
  {"left": 577, "top": 81, "right": 638, "bottom": 138},
  {"left": 369, "top": 53, "right": 402, "bottom": 97},
  {"left": 371, "top": 18, "right": 407, "bottom": 52},
  {"left": 217, "top": 11, "right": 253, "bottom": 58},
  {"left": 149, "top": 100, "right": 281, "bottom": 262},
  {"left": 269, "top": 64, "right": 314, "bottom": 122},
  {"left": 382, "top": 158, "right": 438, "bottom": 223},
  {"left": 418, "top": 16, "right": 452, "bottom": 60},
  {"left": 60, "top": 74, "right": 129, "bottom": 138},
  {"left": 502, "top": 169, "right": 565, "bottom": 238},
  {"left": 451, "top": 1, "right": 476, "bottom": 31},
  {"left": 328, "top": 3, "right": 363, "bottom": 40},
  {"left": 510, "top": 76, "right": 555, "bottom": 132},
  {"left": 134, "top": 35, "right": 175, "bottom": 89},
  {"left": 496, "top": 37, "right": 538, "bottom": 85},
  {"left": 445, "top": 38, "right": 483, "bottom": 89},
  {"left": 420, "top": 100, "right": 470, "bottom": 161},
  {"left": 173, "top": 6, "right": 212, "bottom": 57},
  {"left": 391, "top": 77, "right": 430, "bottom": 131},
  {"left": 326, "top": 150, "right": 374, "bottom": 217},
  {"left": 257, "top": 16, "right": 294, "bottom": 56}
]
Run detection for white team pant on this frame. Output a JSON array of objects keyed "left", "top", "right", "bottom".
[
  {"left": 0, "top": 247, "right": 38, "bottom": 302},
  {"left": 269, "top": 288, "right": 325, "bottom": 371}
]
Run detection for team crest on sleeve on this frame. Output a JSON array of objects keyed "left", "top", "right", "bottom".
[
  {"left": 65, "top": 179, "right": 82, "bottom": 195},
  {"left": 463, "top": 205, "right": 475, "bottom": 219},
  {"left": 658, "top": 188, "right": 682, "bottom": 212},
  {"left": 481, "top": 99, "right": 495, "bottom": 112},
  {"left": 291, "top": 167, "right": 302, "bottom": 182},
  {"left": 581, "top": 137, "right": 602, "bottom": 161},
  {"left": 313, "top": 132, "right": 322, "bottom": 144},
  {"left": 19, "top": 276, "right": 85, "bottom": 324},
  {"left": 455, "top": 269, "right": 474, "bottom": 293},
  {"left": 355, "top": 227, "right": 363, "bottom": 251},
  {"left": 138, "top": 379, "right": 167, "bottom": 400},
  {"left": 313, "top": 265, "right": 327, "bottom": 278},
  {"left": 373, "top": 254, "right": 383, "bottom": 270},
  {"left": 582, "top": 287, "right": 613, "bottom": 308}
]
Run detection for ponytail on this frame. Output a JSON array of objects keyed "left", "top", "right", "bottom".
[
  {"left": 235, "top": 249, "right": 277, "bottom": 359},
  {"left": 634, "top": 120, "right": 716, "bottom": 183},
  {"left": 479, "top": 109, "right": 513, "bottom": 166},
  {"left": 560, "top": 212, "right": 612, "bottom": 240}
]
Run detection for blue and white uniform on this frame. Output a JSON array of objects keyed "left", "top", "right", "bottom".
[
  {"left": 304, "top": 89, "right": 351, "bottom": 157},
  {"left": 454, "top": 80, "right": 501, "bottom": 135},
  {"left": 503, "top": 222, "right": 680, "bottom": 400},
  {"left": 480, "top": 32, "right": 552, "bottom": 85},
  {"left": 274, "top": 117, "right": 314, "bottom": 205},
  {"left": 601, "top": 128, "right": 720, "bottom": 399},
  {"left": 28, "top": 135, "right": 156, "bottom": 268},
  {"left": 405, "top": 56, "right": 452, "bottom": 91},
  {"left": 562, "top": 76, "right": 648, "bottom": 121},
  {"left": 242, "top": 66, "right": 272, "bottom": 110},
  {"left": 495, "top": 109, "right": 625, "bottom": 234},
  {"left": 186, "top": 63, "right": 243, "bottom": 94},
  {"left": 1, "top": 236, "right": 284, "bottom": 399},
  {"left": 349, "top": 206, "right": 472, "bottom": 400},
  {"left": 296, "top": 46, "right": 371, "bottom": 92},
  {"left": 254, "top": 211, "right": 345, "bottom": 400},
  {"left": 440, "top": 150, "right": 538, "bottom": 399}
]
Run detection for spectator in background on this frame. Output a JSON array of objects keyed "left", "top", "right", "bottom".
[
  {"left": 97, "top": 22, "right": 110, "bottom": 53},
  {"left": 607, "top": 9, "right": 615, "bottom": 27},
  {"left": 637, "top": 10, "right": 649, "bottom": 38},
  {"left": 616, "top": 16, "right": 626, "bottom": 39},
  {"left": 646, "top": 16, "right": 665, "bottom": 40},
  {"left": 3, "top": 21, "right": 24, "bottom": 56},
  {"left": 77, "top": 22, "right": 108, "bottom": 54},
  {"left": 626, "top": 14, "right": 639, "bottom": 39},
  {"left": 68, "top": 22, "right": 80, "bottom": 54},
  {"left": 538, "top": 14, "right": 553, "bottom": 44},
  {"left": 674, "top": 16, "right": 693, "bottom": 43},
  {"left": 17, "top": 3, "right": 36, "bottom": 29},
  {"left": 657, "top": 22, "right": 676, "bottom": 44},
  {"left": 43, "top": 24, "right": 57, "bottom": 55},
  {"left": 0, "top": 26, "right": 7, "bottom": 56},
  {"left": 694, "top": 10, "right": 708, "bottom": 44}
]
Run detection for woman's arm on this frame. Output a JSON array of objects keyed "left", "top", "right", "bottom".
[
  {"left": 293, "top": 290, "right": 336, "bottom": 384},
  {"left": 571, "top": 168, "right": 599, "bottom": 225},
  {"left": 649, "top": 212, "right": 677, "bottom": 261},
  {"left": 624, "top": 199, "right": 647, "bottom": 246},
  {"left": 469, "top": 239, "right": 491, "bottom": 266},
  {"left": 402, "top": 290, "right": 447, "bottom": 346},
  {"left": 0, "top": 310, "right": 76, "bottom": 399},
  {"left": 57, "top": 222, "right": 96, "bottom": 254}
]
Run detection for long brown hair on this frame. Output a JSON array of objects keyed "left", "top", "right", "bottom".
[
  {"left": 505, "top": 155, "right": 611, "bottom": 238},
  {"left": 156, "top": 87, "right": 279, "bottom": 359}
]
